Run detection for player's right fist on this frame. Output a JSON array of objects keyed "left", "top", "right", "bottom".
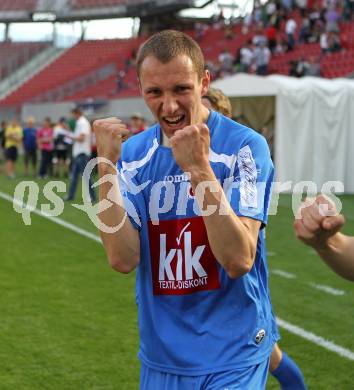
[
  {"left": 93, "top": 117, "right": 130, "bottom": 163},
  {"left": 294, "top": 194, "right": 345, "bottom": 250}
]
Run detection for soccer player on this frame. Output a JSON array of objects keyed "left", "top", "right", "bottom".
[
  {"left": 94, "top": 30, "right": 277, "bottom": 389},
  {"left": 295, "top": 195, "right": 354, "bottom": 281},
  {"left": 203, "top": 87, "right": 307, "bottom": 390}
]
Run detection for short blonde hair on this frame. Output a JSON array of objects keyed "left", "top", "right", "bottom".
[
  {"left": 26, "top": 116, "right": 36, "bottom": 124},
  {"left": 203, "top": 88, "right": 232, "bottom": 117}
]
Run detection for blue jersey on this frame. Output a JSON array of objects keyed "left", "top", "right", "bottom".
[
  {"left": 118, "top": 110, "right": 277, "bottom": 376},
  {"left": 23, "top": 127, "right": 37, "bottom": 151}
]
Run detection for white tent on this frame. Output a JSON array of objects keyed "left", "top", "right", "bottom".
[{"left": 213, "top": 74, "right": 354, "bottom": 193}]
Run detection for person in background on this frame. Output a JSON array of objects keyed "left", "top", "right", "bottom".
[
  {"left": 23, "top": 116, "right": 37, "bottom": 177},
  {"left": 0, "top": 120, "right": 6, "bottom": 173},
  {"left": 202, "top": 88, "right": 232, "bottom": 118},
  {"left": 53, "top": 117, "right": 71, "bottom": 178},
  {"left": 285, "top": 15, "right": 297, "bottom": 51},
  {"left": 4, "top": 118, "right": 23, "bottom": 179},
  {"left": 254, "top": 41, "right": 272, "bottom": 75},
  {"left": 128, "top": 113, "right": 146, "bottom": 136},
  {"left": 37, "top": 117, "right": 54, "bottom": 179},
  {"left": 202, "top": 86, "right": 307, "bottom": 390},
  {"left": 239, "top": 40, "right": 254, "bottom": 73},
  {"left": 64, "top": 107, "right": 95, "bottom": 202}
]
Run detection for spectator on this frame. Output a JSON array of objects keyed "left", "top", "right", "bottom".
[
  {"left": 195, "top": 22, "right": 207, "bottom": 42},
  {"left": 218, "top": 49, "right": 234, "bottom": 74},
  {"left": 224, "top": 25, "right": 235, "bottom": 40},
  {"left": 274, "top": 36, "right": 288, "bottom": 54},
  {"left": 205, "top": 60, "right": 219, "bottom": 80},
  {"left": 0, "top": 120, "right": 6, "bottom": 173},
  {"left": 296, "top": 57, "right": 309, "bottom": 77},
  {"left": 281, "top": 0, "right": 294, "bottom": 12},
  {"left": 37, "top": 117, "right": 54, "bottom": 179},
  {"left": 242, "top": 12, "right": 253, "bottom": 34},
  {"left": 327, "top": 31, "right": 342, "bottom": 52},
  {"left": 266, "top": 1, "right": 277, "bottom": 26},
  {"left": 325, "top": 6, "right": 340, "bottom": 32},
  {"left": 128, "top": 113, "right": 146, "bottom": 136},
  {"left": 298, "top": 16, "right": 311, "bottom": 43},
  {"left": 253, "top": 24, "right": 268, "bottom": 47},
  {"left": 4, "top": 118, "right": 22, "bottom": 179},
  {"left": 254, "top": 41, "right": 271, "bottom": 75},
  {"left": 285, "top": 15, "right": 297, "bottom": 50},
  {"left": 23, "top": 116, "right": 37, "bottom": 177},
  {"left": 289, "top": 60, "right": 299, "bottom": 76},
  {"left": 240, "top": 40, "right": 254, "bottom": 72},
  {"left": 320, "top": 31, "right": 329, "bottom": 52},
  {"left": 343, "top": 0, "right": 354, "bottom": 21},
  {"left": 296, "top": 0, "right": 307, "bottom": 17},
  {"left": 305, "top": 56, "right": 321, "bottom": 76},
  {"left": 266, "top": 24, "right": 278, "bottom": 52},
  {"left": 64, "top": 107, "right": 95, "bottom": 202},
  {"left": 53, "top": 117, "right": 71, "bottom": 178},
  {"left": 116, "top": 70, "right": 126, "bottom": 92}
]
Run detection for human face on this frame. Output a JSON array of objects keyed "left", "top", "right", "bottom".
[
  {"left": 131, "top": 117, "right": 143, "bottom": 129},
  {"left": 139, "top": 54, "right": 210, "bottom": 139}
]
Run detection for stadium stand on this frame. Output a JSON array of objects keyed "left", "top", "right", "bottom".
[
  {"left": 0, "top": 37, "right": 145, "bottom": 105},
  {"left": 0, "top": 41, "right": 51, "bottom": 80},
  {"left": 0, "top": 2, "right": 353, "bottom": 107},
  {"left": 70, "top": 0, "right": 137, "bottom": 8},
  {"left": 0, "top": 0, "right": 37, "bottom": 12}
]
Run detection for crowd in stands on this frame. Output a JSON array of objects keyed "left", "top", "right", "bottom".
[{"left": 200, "top": 0, "right": 354, "bottom": 79}]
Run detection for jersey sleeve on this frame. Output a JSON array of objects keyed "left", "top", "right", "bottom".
[
  {"left": 117, "top": 160, "right": 143, "bottom": 231},
  {"left": 225, "top": 134, "right": 274, "bottom": 226}
]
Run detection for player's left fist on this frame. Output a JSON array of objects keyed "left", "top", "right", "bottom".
[{"left": 170, "top": 124, "right": 210, "bottom": 174}]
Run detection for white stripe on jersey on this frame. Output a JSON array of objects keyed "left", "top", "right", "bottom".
[{"left": 122, "top": 138, "right": 159, "bottom": 171}]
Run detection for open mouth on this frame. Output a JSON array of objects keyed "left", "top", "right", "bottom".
[{"left": 163, "top": 114, "right": 186, "bottom": 127}]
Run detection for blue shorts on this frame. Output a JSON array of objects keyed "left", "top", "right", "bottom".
[{"left": 140, "top": 358, "right": 270, "bottom": 390}]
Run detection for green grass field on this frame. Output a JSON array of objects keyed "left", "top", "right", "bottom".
[{"left": 1, "top": 169, "right": 354, "bottom": 389}]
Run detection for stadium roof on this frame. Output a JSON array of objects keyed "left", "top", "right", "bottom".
[{"left": 0, "top": 0, "right": 207, "bottom": 23}]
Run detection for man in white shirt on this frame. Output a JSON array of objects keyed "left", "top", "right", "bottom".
[
  {"left": 240, "top": 40, "right": 254, "bottom": 73},
  {"left": 285, "top": 17, "right": 297, "bottom": 50},
  {"left": 65, "top": 107, "right": 96, "bottom": 202}
]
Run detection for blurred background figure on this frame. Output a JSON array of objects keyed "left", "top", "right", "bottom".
[
  {"left": 4, "top": 118, "right": 22, "bottom": 179},
  {"left": 37, "top": 117, "right": 54, "bottom": 179},
  {"left": 23, "top": 116, "right": 37, "bottom": 177},
  {"left": 128, "top": 112, "right": 146, "bottom": 136},
  {"left": 53, "top": 117, "right": 71, "bottom": 178},
  {"left": 202, "top": 87, "right": 232, "bottom": 118},
  {"left": 0, "top": 121, "right": 6, "bottom": 174},
  {"left": 65, "top": 107, "right": 95, "bottom": 202}
]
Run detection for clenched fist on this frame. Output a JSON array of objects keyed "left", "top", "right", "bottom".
[
  {"left": 170, "top": 124, "right": 210, "bottom": 174},
  {"left": 294, "top": 195, "right": 345, "bottom": 250},
  {"left": 93, "top": 117, "right": 130, "bottom": 164}
]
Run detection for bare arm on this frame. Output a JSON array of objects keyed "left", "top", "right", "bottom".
[
  {"left": 94, "top": 117, "right": 140, "bottom": 273},
  {"left": 316, "top": 233, "right": 354, "bottom": 282},
  {"left": 171, "top": 124, "right": 260, "bottom": 279},
  {"left": 294, "top": 195, "right": 354, "bottom": 281}
]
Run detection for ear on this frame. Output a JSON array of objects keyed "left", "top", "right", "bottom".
[{"left": 200, "top": 69, "right": 210, "bottom": 97}]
